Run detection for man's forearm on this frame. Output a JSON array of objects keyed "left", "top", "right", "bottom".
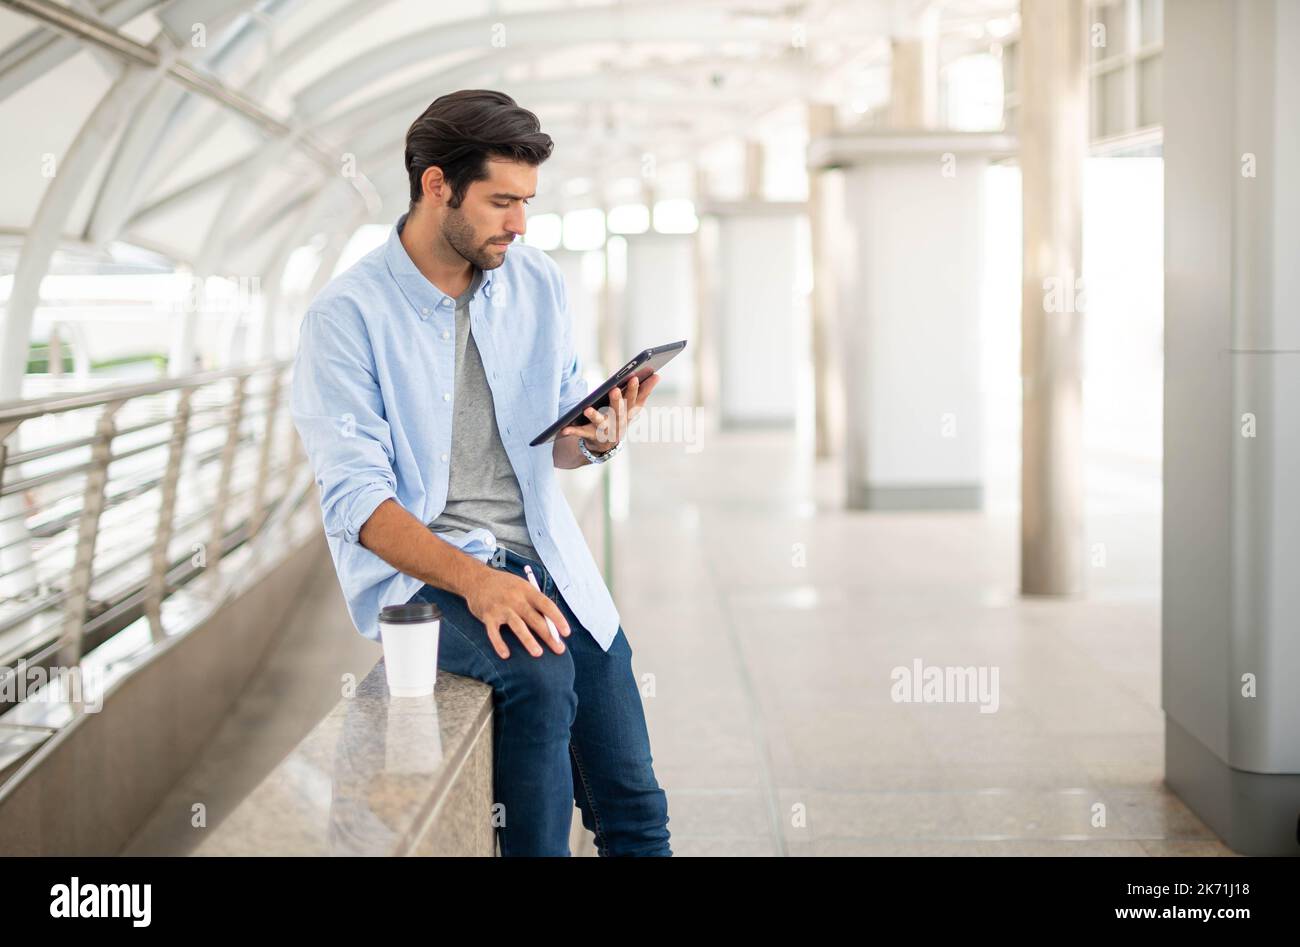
[{"left": 357, "top": 498, "right": 489, "bottom": 596}]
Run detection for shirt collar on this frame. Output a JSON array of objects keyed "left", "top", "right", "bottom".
[{"left": 385, "top": 211, "right": 496, "bottom": 320}]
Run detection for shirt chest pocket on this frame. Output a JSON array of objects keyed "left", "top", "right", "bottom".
[{"left": 518, "top": 344, "right": 563, "bottom": 412}]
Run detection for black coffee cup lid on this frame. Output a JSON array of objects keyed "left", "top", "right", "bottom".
[{"left": 379, "top": 602, "right": 442, "bottom": 624}]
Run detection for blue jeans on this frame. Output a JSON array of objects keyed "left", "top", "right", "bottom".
[{"left": 408, "top": 546, "right": 672, "bottom": 856}]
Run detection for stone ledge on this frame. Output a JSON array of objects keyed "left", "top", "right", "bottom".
[
  {"left": 196, "top": 662, "right": 496, "bottom": 856},
  {"left": 195, "top": 658, "right": 596, "bottom": 856}
]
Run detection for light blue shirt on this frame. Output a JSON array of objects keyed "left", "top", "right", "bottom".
[{"left": 289, "top": 212, "right": 620, "bottom": 650}]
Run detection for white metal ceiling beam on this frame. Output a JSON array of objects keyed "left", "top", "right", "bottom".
[
  {"left": 153, "top": 0, "right": 257, "bottom": 46},
  {"left": 292, "top": 0, "right": 890, "bottom": 123},
  {"left": 0, "top": 64, "right": 163, "bottom": 399},
  {"left": 0, "top": 0, "right": 377, "bottom": 205},
  {"left": 86, "top": 0, "right": 289, "bottom": 246},
  {"left": 223, "top": 86, "right": 775, "bottom": 247},
  {"left": 122, "top": 49, "right": 795, "bottom": 238},
  {"left": 109, "top": 0, "right": 844, "bottom": 246},
  {"left": 0, "top": 0, "right": 159, "bottom": 101},
  {"left": 270, "top": 0, "right": 401, "bottom": 75}
]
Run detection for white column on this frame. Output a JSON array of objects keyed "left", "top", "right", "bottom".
[
  {"left": 1163, "top": 0, "right": 1300, "bottom": 856},
  {"left": 620, "top": 233, "right": 695, "bottom": 398},
  {"left": 704, "top": 202, "right": 803, "bottom": 428},
  {"left": 812, "top": 132, "right": 1011, "bottom": 509},
  {"left": 808, "top": 103, "right": 845, "bottom": 459},
  {"left": 888, "top": 38, "right": 938, "bottom": 129}
]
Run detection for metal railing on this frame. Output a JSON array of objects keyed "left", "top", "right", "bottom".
[{"left": 0, "top": 360, "right": 314, "bottom": 700}]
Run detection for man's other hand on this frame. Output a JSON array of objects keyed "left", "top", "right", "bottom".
[{"left": 463, "top": 566, "right": 571, "bottom": 658}]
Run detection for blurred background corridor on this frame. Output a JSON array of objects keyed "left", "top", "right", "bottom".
[{"left": 0, "top": 0, "right": 1296, "bottom": 858}]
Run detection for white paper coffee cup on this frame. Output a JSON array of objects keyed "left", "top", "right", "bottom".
[{"left": 378, "top": 602, "right": 442, "bottom": 697}]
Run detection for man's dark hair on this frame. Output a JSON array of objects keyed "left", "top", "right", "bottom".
[{"left": 405, "top": 89, "right": 553, "bottom": 209}]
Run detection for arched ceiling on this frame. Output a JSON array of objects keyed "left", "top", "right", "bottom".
[{"left": 0, "top": 0, "right": 1018, "bottom": 276}]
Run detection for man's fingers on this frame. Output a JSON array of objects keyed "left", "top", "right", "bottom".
[
  {"left": 505, "top": 613, "right": 543, "bottom": 657},
  {"left": 634, "top": 373, "right": 658, "bottom": 407},
  {"left": 565, "top": 395, "right": 643, "bottom": 441},
  {"left": 519, "top": 599, "right": 560, "bottom": 651},
  {"left": 486, "top": 623, "right": 510, "bottom": 660},
  {"left": 529, "top": 588, "right": 570, "bottom": 638},
  {"left": 524, "top": 605, "right": 566, "bottom": 653},
  {"left": 584, "top": 405, "right": 612, "bottom": 443}
]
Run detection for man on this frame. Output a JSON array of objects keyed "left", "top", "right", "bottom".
[{"left": 290, "top": 89, "right": 671, "bottom": 856}]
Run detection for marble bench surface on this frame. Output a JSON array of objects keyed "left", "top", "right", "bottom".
[{"left": 195, "top": 661, "right": 495, "bottom": 856}]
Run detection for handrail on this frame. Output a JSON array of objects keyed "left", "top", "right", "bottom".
[
  {"left": 0, "top": 359, "right": 289, "bottom": 425},
  {"left": 0, "top": 359, "right": 307, "bottom": 710},
  {"left": 0, "top": 355, "right": 616, "bottom": 723}
]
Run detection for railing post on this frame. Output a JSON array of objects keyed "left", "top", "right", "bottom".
[
  {"left": 282, "top": 372, "right": 303, "bottom": 488},
  {"left": 0, "top": 420, "right": 37, "bottom": 605},
  {"left": 0, "top": 422, "right": 16, "bottom": 483},
  {"left": 205, "top": 376, "right": 247, "bottom": 596},
  {"left": 145, "top": 387, "right": 193, "bottom": 640},
  {"left": 248, "top": 365, "right": 284, "bottom": 539},
  {"left": 59, "top": 399, "right": 124, "bottom": 667}
]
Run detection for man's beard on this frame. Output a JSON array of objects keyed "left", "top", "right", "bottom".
[{"left": 441, "top": 207, "right": 510, "bottom": 270}]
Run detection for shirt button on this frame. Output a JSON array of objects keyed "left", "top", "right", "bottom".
[
  {"left": 441, "top": 330, "right": 450, "bottom": 340},
  {"left": 421, "top": 307, "right": 430, "bottom": 315},
  {"left": 442, "top": 392, "right": 450, "bottom": 402},
  {"left": 440, "top": 453, "right": 448, "bottom": 462}
]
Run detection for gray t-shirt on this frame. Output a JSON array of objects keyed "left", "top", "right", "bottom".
[{"left": 426, "top": 266, "right": 539, "bottom": 562}]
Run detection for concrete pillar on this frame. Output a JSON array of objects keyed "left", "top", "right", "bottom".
[
  {"left": 598, "top": 223, "right": 618, "bottom": 379},
  {"left": 691, "top": 168, "right": 718, "bottom": 418},
  {"left": 743, "top": 139, "right": 765, "bottom": 199},
  {"left": 889, "top": 34, "right": 938, "bottom": 129},
  {"left": 703, "top": 201, "right": 803, "bottom": 428},
  {"left": 621, "top": 232, "right": 695, "bottom": 398},
  {"left": 693, "top": 139, "right": 803, "bottom": 428},
  {"left": 807, "top": 103, "right": 844, "bottom": 459},
  {"left": 810, "top": 131, "right": 1012, "bottom": 510},
  {"left": 1019, "top": 0, "right": 1087, "bottom": 595},
  {"left": 1162, "top": 0, "right": 1300, "bottom": 856}
]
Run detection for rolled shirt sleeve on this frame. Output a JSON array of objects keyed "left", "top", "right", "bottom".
[{"left": 290, "top": 309, "right": 398, "bottom": 544}]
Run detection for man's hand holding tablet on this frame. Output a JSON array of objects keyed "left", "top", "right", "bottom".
[
  {"left": 559, "top": 372, "right": 660, "bottom": 452},
  {"left": 531, "top": 340, "right": 686, "bottom": 448}
]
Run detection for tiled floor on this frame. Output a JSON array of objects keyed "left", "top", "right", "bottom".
[{"left": 614, "top": 419, "right": 1236, "bottom": 856}]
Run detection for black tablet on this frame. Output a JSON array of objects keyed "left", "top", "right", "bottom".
[{"left": 529, "top": 340, "right": 687, "bottom": 446}]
